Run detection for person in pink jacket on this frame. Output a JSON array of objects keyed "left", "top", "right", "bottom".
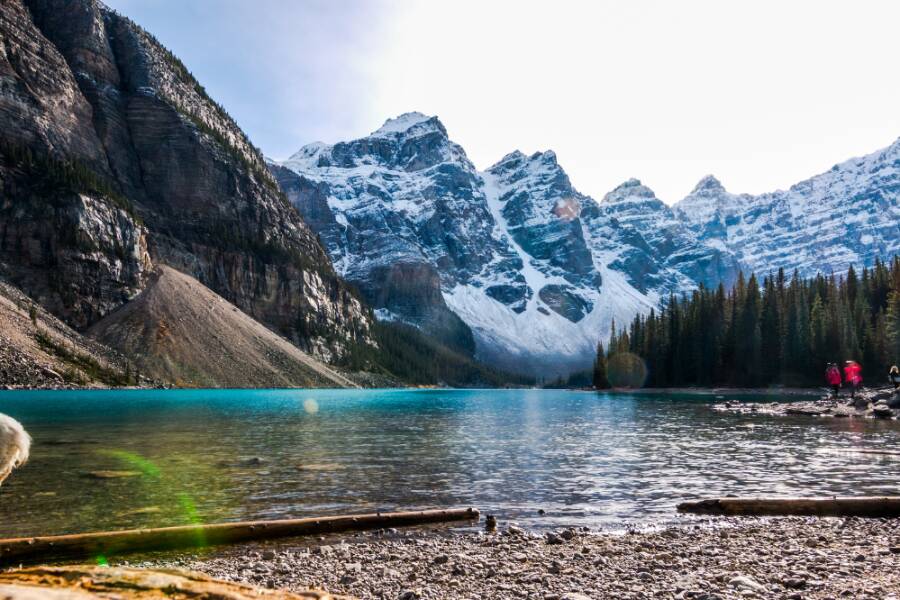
[
  {"left": 844, "top": 360, "right": 862, "bottom": 399},
  {"left": 825, "top": 363, "right": 842, "bottom": 398}
]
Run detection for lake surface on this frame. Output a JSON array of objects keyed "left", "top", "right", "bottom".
[{"left": 1, "top": 388, "right": 899, "bottom": 537}]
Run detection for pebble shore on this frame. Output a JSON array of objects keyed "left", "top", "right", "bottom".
[{"left": 136, "top": 517, "right": 900, "bottom": 600}]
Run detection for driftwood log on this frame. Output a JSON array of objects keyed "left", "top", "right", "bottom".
[
  {"left": 677, "top": 496, "right": 900, "bottom": 518},
  {"left": 0, "top": 507, "right": 479, "bottom": 565},
  {"left": 0, "top": 565, "right": 354, "bottom": 599}
]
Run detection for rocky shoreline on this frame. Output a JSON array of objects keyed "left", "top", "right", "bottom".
[
  {"left": 714, "top": 387, "right": 900, "bottom": 420},
  {"left": 133, "top": 517, "right": 900, "bottom": 600}
]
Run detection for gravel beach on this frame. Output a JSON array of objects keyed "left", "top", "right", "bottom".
[{"left": 135, "top": 517, "right": 900, "bottom": 600}]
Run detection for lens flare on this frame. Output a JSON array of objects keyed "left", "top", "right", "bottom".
[
  {"left": 94, "top": 449, "right": 207, "bottom": 551},
  {"left": 303, "top": 398, "right": 319, "bottom": 414},
  {"left": 553, "top": 197, "right": 580, "bottom": 221},
  {"left": 607, "top": 352, "right": 648, "bottom": 388},
  {"left": 96, "top": 449, "right": 161, "bottom": 478}
]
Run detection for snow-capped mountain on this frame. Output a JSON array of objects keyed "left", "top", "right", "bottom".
[
  {"left": 674, "top": 139, "right": 900, "bottom": 277},
  {"left": 270, "top": 112, "right": 738, "bottom": 376}
]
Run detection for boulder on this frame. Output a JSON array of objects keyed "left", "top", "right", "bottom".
[
  {"left": 872, "top": 403, "right": 894, "bottom": 419},
  {"left": 887, "top": 391, "right": 900, "bottom": 409}
]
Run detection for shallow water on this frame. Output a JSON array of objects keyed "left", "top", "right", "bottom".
[{"left": 1, "top": 388, "right": 899, "bottom": 537}]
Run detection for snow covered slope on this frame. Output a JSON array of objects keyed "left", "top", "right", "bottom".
[
  {"left": 271, "top": 113, "right": 737, "bottom": 376},
  {"left": 674, "top": 139, "right": 900, "bottom": 277}
]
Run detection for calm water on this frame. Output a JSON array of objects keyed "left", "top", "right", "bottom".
[{"left": 1, "top": 388, "right": 899, "bottom": 537}]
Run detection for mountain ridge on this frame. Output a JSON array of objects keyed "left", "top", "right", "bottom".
[
  {"left": 271, "top": 113, "right": 740, "bottom": 376},
  {"left": 674, "top": 136, "right": 900, "bottom": 278}
]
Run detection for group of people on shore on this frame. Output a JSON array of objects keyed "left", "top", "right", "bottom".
[
  {"left": 825, "top": 361, "right": 862, "bottom": 399},
  {"left": 825, "top": 361, "right": 900, "bottom": 399}
]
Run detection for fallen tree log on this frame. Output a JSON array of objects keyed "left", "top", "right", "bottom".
[
  {"left": 677, "top": 496, "right": 900, "bottom": 518},
  {"left": 0, "top": 565, "right": 353, "bottom": 599},
  {"left": 0, "top": 507, "right": 479, "bottom": 565}
]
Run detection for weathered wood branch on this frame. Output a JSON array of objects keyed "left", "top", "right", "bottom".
[
  {"left": 0, "top": 507, "right": 480, "bottom": 565},
  {"left": 0, "top": 565, "right": 354, "bottom": 599},
  {"left": 677, "top": 496, "right": 900, "bottom": 518}
]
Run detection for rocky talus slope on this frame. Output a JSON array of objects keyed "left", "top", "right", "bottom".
[
  {"left": 0, "top": 0, "right": 372, "bottom": 371},
  {"left": 88, "top": 266, "right": 358, "bottom": 389},
  {"left": 0, "top": 277, "right": 137, "bottom": 388}
]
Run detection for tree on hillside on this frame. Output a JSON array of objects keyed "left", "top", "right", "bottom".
[
  {"left": 592, "top": 341, "right": 609, "bottom": 389},
  {"left": 886, "top": 291, "right": 900, "bottom": 365}
]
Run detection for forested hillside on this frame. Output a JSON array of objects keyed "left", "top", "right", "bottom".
[{"left": 594, "top": 257, "right": 900, "bottom": 388}]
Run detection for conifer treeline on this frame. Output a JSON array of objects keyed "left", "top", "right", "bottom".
[{"left": 593, "top": 257, "right": 900, "bottom": 388}]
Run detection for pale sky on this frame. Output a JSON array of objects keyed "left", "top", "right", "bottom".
[{"left": 105, "top": 0, "right": 900, "bottom": 203}]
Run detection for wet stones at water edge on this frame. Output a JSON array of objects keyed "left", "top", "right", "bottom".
[{"left": 714, "top": 386, "right": 900, "bottom": 420}]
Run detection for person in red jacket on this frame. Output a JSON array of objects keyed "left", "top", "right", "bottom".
[
  {"left": 825, "top": 363, "right": 842, "bottom": 398},
  {"left": 844, "top": 360, "right": 863, "bottom": 399}
]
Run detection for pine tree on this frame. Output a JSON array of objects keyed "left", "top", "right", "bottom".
[
  {"left": 760, "top": 277, "right": 781, "bottom": 384},
  {"left": 886, "top": 291, "right": 900, "bottom": 365},
  {"left": 593, "top": 341, "right": 610, "bottom": 389}
]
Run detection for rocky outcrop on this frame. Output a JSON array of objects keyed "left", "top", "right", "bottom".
[
  {"left": 0, "top": 0, "right": 371, "bottom": 363},
  {"left": 714, "top": 387, "right": 900, "bottom": 420}
]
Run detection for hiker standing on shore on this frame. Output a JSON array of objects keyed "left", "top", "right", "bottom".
[
  {"left": 890, "top": 366, "right": 900, "bottom": 390},
  {"left": 844, "top": 360, "right": 862, "bottom": 399},
  {"left": 825, "top": 363, "right": 842, "bottom": 398}
]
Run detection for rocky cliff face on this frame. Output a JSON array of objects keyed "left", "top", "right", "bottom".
[
  {"left": 0, "top": 0, "right": 371, "bottom": 361},
  {"left": 674, "top": 140, "right": 900, "bottom": 278},
  {"left": 272, "top": 113, "right": 736, "bottom": 375}
]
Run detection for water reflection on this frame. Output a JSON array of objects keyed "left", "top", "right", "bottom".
[{"left": 0, "top": 388, "right": 898, "bottom": 537}]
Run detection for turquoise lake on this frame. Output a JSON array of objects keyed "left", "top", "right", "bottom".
[{"left": 1, "top": 388, "right": 899, "bottom": 538}]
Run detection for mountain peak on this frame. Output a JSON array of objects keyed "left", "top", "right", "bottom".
[
  {"left": 372, "top": 112, "right": 443, "bottom": 137},
  {"left": 603, "top": 178, "right": 658, "bottom": 203},
  {"left": 532, "top": 150, "right": 557, "bottom": 164},
  {"left": 691, "top": 175, "right": 725, "bottom": 194}
]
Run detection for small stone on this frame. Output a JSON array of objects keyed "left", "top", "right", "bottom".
[
  {"left": 729, "top": 576, "right": 765, "bottom": 593},
  {"left": 783, "top": 578, "right": 807, "bottom": 589},
  {"left": 484, "top": 515, "right": 498, "bottom": 532},
  {"left": 546, "top": 532, "right": 564, "bottom": 545}
]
